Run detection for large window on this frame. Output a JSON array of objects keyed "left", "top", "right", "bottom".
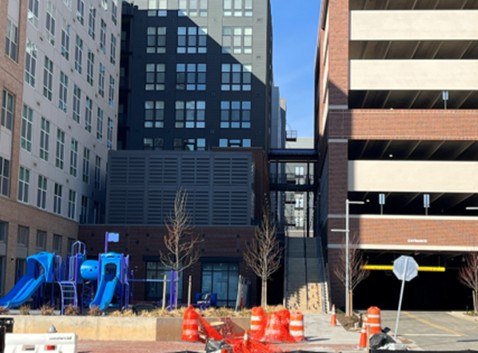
[
  {"left": 144, "top": 101, "right": 164, "bottom": 128},
  {"left": 5, "top": 19, "right": 18, "bottom": 61},
  {"left": 72, "top": 85, "right": 81, "bottom": 123},
  {"left": 85, "top": 96, "right": 92, "bottom": 132},
  {"left": 61, "top": 25, "right": 70, "bottom": 60},
  {"left": 0, "top": 157, "right": 10, "bottom": 196},
  {"left": 80, "top": 195, "right": 88, "bottom": 223},
  {"left": 28, "top": 0, "right": 39, "bottom": 27},
  {"left": 99, "top": 20, "right": 106, "bottom": 53},
  {"left": 88, "top": 7, "right": 95, "bottom": 39},
  {"left": 1, "top": 90, "right": 14, "bottom": 130},
  {"left": 145, "top": 262, "right": 183, "bottom": 302},
  {"left": 177, "top": 27, "right": 207, "bottom": 54},
  {"left": 36, "top": 230, "right": 46, "bottom": 250},
  {"left": 17, "top": 226, "right": 29, "bottom": 246},
  {"left": 18, "top": 166, "right": 30, "bottom": 203},
  {"left": 175, "top": 101, "right": 205, "bottom": 128},
  {"left": 75, "top": 35, "right": 83, "bottom": 73},
  {"left": 219, "top": 138, "right": 251, "bottom": 148},
  {"left": 221, "top": 64, "right": 251, "bottom": 91},
  {"left": 178, "top": 0, "right": 207, "bottom": 17},
  {"left": 40, "top": 117, "right": 50, "bottom": 161},
  {"left": 176, "top": 64, "right": 206, "bottom": 91},
  {"left": 110, "top": 34, "right": 117, "bottom": 65},
  {"left": 201, "top": 262, "right": 239, "bottom": 307},
  {"left": 25, "top": 41, "right": 37, "bottom": 87},
  {"left": 97, "top": 108, "right": 104, "bottom": 141},
  {"left": 146, "top": 27, "right": 166, "bottom": 54},
  {"left": 69, "top": 138, "right": 78, "bottom": 177},
  {"left": 21, "top": 105, "right": 33, "bottom": 152},
  {"left": 147, "top": 0, "right": 167, "bottom": 16},
  {"left": 220, "top": 101, "right": 251, "bottom": 128},
  {"left": 224, "top": 0, "right": 252, "bottom": 17},
  {"left": 94, "top": 156, "right": 101, "bottom": 189},
  {"left": 45, "top": 2, "right": 56, "bottom": 45},
  {"left": 59, "top": 71, "right": 68, "bottom": 112},
  {"left": 37, "top": 175, "right": 47, "bottom": 209},
  {"left": 76, "top": 0, "right": 85, "bottom": 24},
  {"left": 174, "top": 138, "right": 206, "bottom": 151},
  {"left": 108, "top": 75, "right": 115, "bottom": 107},
  {"left": 107, "top": 118, "right": 113, "bottom": 149},
  {"left": 98, "top": 63, "right": 105, "bottom": 97},
  {"left": 87, "top": 50, "right": 94, "bottom": 85},
  {"left": 53, "top": 233, "right": 62, "bottom": 253},
  {"left": 222, "top": 27, "right": 252, "bottom": 54},
  {"left": 144, "top": 138, "right": 163, "bottom": 150},
  {"left": 82, "top": 147, "right": 90, "bottom": 184},
  {"left": 53, "top": 183, "right": 62, "bottom": 214},
  {"left": 145, "top": 64, "right": 165, "bottom": 91}
]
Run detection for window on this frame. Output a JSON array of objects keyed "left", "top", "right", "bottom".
[
  {"left": 82, "top": 147, "right": 90, "bottom": 183},
  {"left": 221, "top": 63, "right": 251, "bottom": 91},
  {"left": 222, "top": 27, "right": 252, "bottom": 54},
  {"left": 96, "top": 107, "right": 103, "bottom": 141},
  {"left": 144, "top": 137, "right": 163, "bottom": 150},
  {"left": 111, "top": 0, "right": 118, "bottom": 24},
  {"left": 61, "top": 25, "right": 70, "bottom": 59},
  {"left": 1, "top": 90, "right": 14, "bottom": 130},
  {"left": 18, "top": 167, "right": 30, "bottom": 203},
  {"left": 36, "top": 230, "right": 46, "bottom": 249},
  {"left": 145, "top": 262, "right": 183, "bottom": 301},
  {"left": 17, "top": 226, "right": 29, "bottom": 246},
  {"left": 59, "top": 71, "right": 68, "bottom": 112},
  {"left": 75, "top": 35, "right": 83, "bottom": 73},
  {"left": 147, "top": 0, "right": 167, "bottom": 16},
  {"left": 201, "top": 262, "right": 239, "bottom": 307},
  {"left": 224, "top": 0, "right": 252, "bottom": 17},
  {"left": 76, "top": 0, "right": 84, "bottom": 24},
  {"left": 28, "top": 0, "right": 39, "bottom": 27},
  {"left": 53, "top": 234, "right": 62, "bottom": 252},
  {"left": 174, "top": 138, "right": 206, "bottom": 151},
  {"left": 53, "top": 183, "right": 62, "bottom": 214},
  {"left": 144, "top": 101, "right": 164, "bottom": 128},
  {"left": 87, "top": 51, "right": 94, "bottom": 85},
  {"left": 21, "top": 105, "right": 33, "bottom": 151},
  {"left": 220, "top": 101, "right": 251, "bottom": 128},
  {"left": 178, "top": 0, "right": 207, "bottom": 17},
  {"left": 68, "top": 190, "right": 76, "bottom": 219},
  {"left": 43, "top": 56, "right": 54, "bottom": 100},
  {"left": 94, "top": 156, "right": 101, "bottom": 189},
  {"left": 108, "top": 75, "right": 115, "bottom": 106},
  {"left": 110, "top": 34, "right": 117, "bottom": 64},
  {"left": 15, "top": 258, "right": 27, "bottom": 282},
  {"left": 175, "top": 101, "right": 205, "bottom": 128},
  {"left": 25, "top": 41, "right": 37, "bottom": 87},
  {"left": 0, "top": 222, "right": 7, "bottom": 242},
  {"left": 100, "top": 20, "right": 106, "bottom": 53},
  {"left": 46, "top": 2, "right": 56, "bottom": 45},
  {"left": 0, "top": 157, "right": 10, "bottom": 196},
  {"left": 177, "top": 27, "right": 207, "bottom": 54},
  {"left": 80, "top": 195, "right": 88, "bottom": 223},
  {"left": 146, "top": 27, "right": 166, "bottom": 54},
  {"left": 98, "top": 63, "right": 105, "bottom": 97},
  {"left": 72, "top": 85, "right": 81, "bottom": 123},
  {"left": 176, "top": 64, "right": 206, "bottom": 91},
  {"left": 5, "top": 19, "right": 18, "bottom": 61},
  {"left": 55, "top": 129, "right": 65, "bottom": 169},
  {"left": 219, "top": 138, "right": 251, "bottom": 148},
  {"left": 69, "top": 138, "right": 78, "bottom": 176},
  {"left": 107, "top": 118, "right": 113, "bottom": 149},
  {"left": 85, "top": 96, "right": 92, "bottom": 132},
  {"left": 37, "top": 175, "right": 47, "bottom": 209},
  {"left": 145, "top": 64, "right": 165, "bottom": 91},
  {"left": 40, "top": 117, "right": 50, "bottom": 161},
  {"left": 88, "top": 7, "right": 95, "bottom": 39}
]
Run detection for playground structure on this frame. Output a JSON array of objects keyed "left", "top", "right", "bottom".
[{"left": 0, "top": 241, "right": 131, "bottom": 313}]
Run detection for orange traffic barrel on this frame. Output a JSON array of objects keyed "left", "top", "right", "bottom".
[
  {"left": 289, "top": 311, "right": 305, "bottom": 342},
  {"left": 182, "top": 305, "right": 199, "bottom": 342},
  {"left": 367, "top": 306, "right": 381, "bottom": 335},
  {"left": 262, "top": 313, "right": 282, "bottom": 342},
  {"left": 250, "top": 307, "right": 266, "bottom": 338}
]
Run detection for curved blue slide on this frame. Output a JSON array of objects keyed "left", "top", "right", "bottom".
[
  {"left": 0, "top": 252, "right": 55, "bottom": 308},
  {"left": 89, "top": 252, "right": 122, "bottom": 311}
]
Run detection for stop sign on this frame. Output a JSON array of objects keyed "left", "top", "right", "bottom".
[{"left": 393, "top": 255, "right": 418, "bottom": 282}]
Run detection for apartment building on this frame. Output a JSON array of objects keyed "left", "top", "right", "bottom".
[
  {"left": 316, "top": 0, "right": 478, "bottom": 310},
  {"left": 0, "top": 0, "right": 120, "bottom": 294}
]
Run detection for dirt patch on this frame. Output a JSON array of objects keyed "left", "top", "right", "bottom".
[{"left": 336, "top": 311, "right": 360, "bottom": 331}]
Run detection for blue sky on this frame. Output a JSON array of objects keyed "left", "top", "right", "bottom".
[{"left": 271, "top": 1, "right": 321, "bottom": 138}]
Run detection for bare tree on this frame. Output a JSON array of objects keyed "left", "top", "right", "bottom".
[
  {"left": 333, "top": 232, "right": 370, "bottom": 316},
  {"left": 160, "top": 189, "right": 201, "bottom": 307},
  {"left": 458, "top": 252, "right": 478, "bottom": 313},
  {"left": 244, "top": 203, "right": 282, "bottom": 307}
]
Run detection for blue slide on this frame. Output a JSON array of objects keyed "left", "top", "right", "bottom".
[
  {"left": 89, "top": 252, "right": 122, "bottom": 311},
  {"left": 0, "top": 252, "right": 55, "bottom": 308}
]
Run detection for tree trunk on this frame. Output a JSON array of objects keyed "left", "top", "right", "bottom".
[
  {"left": 261, "top": 278, "right": 267, "bottom": 307},
  {"left": 349, "top": 289, "right": 353, "bottom": 317},
  {"left": 473, "top": 289, "right": 477, "bottom": 313}
]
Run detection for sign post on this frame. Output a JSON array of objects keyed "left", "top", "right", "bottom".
[{"left": 392, "top": 255, "right": 418, "bottom": 339}]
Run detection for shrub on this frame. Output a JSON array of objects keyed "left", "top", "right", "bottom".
[
  {"left": 0, "top": 306, "right": 10, "bottom": 315},
  {"left": 40, "top": 304, "right": 55, "bottom": 316},
  {"left": 88, "top": 306, "right": 102, "bottom": 316},
  {"left": 64, "top": 305, "right": 80, "bottom": 316},
  {"left": 19, "top": 305, "right": 30, "bottom": 315}
]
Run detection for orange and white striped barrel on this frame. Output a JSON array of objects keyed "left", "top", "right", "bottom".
[
  {"left": 182, "top": 306, "right": 199, "bottom": 342},
  {"left": 250, "top": 306, "right": 265, "bottom": 337},
  {"left": 289, "top": 311, "right": 305, "bottom": 342},
  {"left": 367, "top": 306, "right": 381, "bottom": 335}
]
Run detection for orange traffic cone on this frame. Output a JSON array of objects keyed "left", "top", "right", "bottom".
[
  {"left": 330, "top": 304, "right": 337, "bottom": 326},
  {"left": 358, "top": 316, "right": 368, "bottom": 349}
]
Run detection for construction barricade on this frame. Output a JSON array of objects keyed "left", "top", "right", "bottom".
[
  {"left": 182, "top": 305, "right": 200, "bottom": 342},
  {"left": 4, "top": 332, "right": 77, "bottom": 353},
  {"left": 289, "top": 311, "right": 305, "bottom": 342},
  {"left": 367, "top": 306, "right": 382, "bottom": 335}
]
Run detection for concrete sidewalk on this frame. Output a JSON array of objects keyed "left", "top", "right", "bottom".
[{"left": 77, "top": 314, "right": 362, "bottom": 353}]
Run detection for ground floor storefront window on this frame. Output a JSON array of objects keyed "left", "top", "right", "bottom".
[
  {"left": 201, "top": 262, "right": 238, "bottom": 307},
  {"left": 145, "top": 261, "right": 182, "bottom": 305}
]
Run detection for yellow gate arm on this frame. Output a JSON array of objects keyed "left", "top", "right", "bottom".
[{"left": 362, "top": 264, "right": 445, "bottom": 272}]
